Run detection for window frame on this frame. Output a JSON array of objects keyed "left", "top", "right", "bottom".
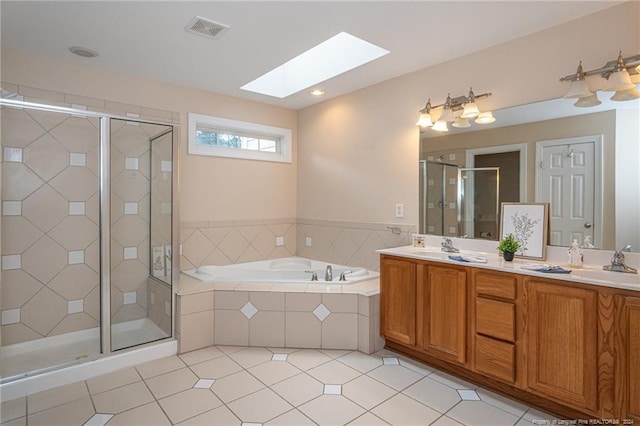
[{"left": 188, "top": 113, "right": 292, "bottom": 163}]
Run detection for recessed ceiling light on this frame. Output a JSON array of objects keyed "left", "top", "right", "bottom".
[
  {"left": 69, "top": 46, "right": 99, "bottom": 58},
  {"left": 309, "top": 89, "right": 325, "bottom": 96},
  {"left": 241, "top": 32, "right": 389, "bottom": 98}
]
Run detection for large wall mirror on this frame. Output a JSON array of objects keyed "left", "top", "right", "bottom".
[{"left": 419, "top": 96, "right": 640, "bottom": 252}]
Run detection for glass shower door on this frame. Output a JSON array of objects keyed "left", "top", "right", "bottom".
[
  {"left": 1, "top": 105, "right": 101, "bottom": 379},
  {"left": 109, "top": 119, "right": 172, "bottom": 351}
]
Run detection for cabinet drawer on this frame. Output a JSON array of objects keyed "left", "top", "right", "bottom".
[
  {"left": 476, "top": 298, "right": 515, "bottom": 342},
  {"left": 475, "top": 272, "right": 517, "bottom": 300},
  {"left": 475, "top": 335, "right": 516, "bottom": 383}
]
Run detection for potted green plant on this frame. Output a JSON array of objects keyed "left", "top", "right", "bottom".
[{"left": 497, "top": 233, "right": 520, "bottom": 261}]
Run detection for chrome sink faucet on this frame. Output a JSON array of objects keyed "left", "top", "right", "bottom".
[
  {"left": 441, "top": 237, "right": 460, "bottom": 253},
  {"left": 325, "top": 265, "right": 333, "bottom": 281},
  {"left": 603, "top": 244, "right": 638, "bottom": 274}
]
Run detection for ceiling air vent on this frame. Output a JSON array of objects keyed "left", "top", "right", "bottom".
[{"left": 185, "top": 16, "right": 230, "bottom": 40}]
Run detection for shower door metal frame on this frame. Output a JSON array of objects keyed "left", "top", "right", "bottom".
[
  {"left": 0, "top": 98, "right": 179, "bottom": 362},
  {"left": 419, "top": 160, "right": 461, "bottom": 235}
]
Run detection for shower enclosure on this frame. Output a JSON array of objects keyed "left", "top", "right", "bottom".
[
  {"left": 419, "top": 160, "right": 461, "bottom": 236},
  {"left": 0, "top": 100, "right": 177, "bottom": 382},
  {"left": 419, "top": 160, "right": 500, "bottom": 239}
]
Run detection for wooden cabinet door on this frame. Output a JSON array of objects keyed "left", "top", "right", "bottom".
[
  {"left": 380, "top": 256, "right": 416, "bottom": 345},
  {"left": 419, "top": 264, "right": 467, "bottom": 365},
  {"left": 527, "top": 279, "right": 598, "bottom": 411},
  {"left": 615, "top": 296, "right": 640, "bottom": 422}
]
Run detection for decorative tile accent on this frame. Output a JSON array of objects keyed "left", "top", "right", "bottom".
[
  {"left": 124, "top": 202, "right": 139, "bottom": 215},
  {"left": 241, "top": 301, "right": 258, "bottom": 320},
  {"left": 68, "top": 299, "right": 84, "bottom": 314},
  {"left": 313, "top": 303, "right": 331, "bottom": 322},
  {"left": 68, "top": 250, "right": 85, "bottom": 265},
  {"left": 383, "top": 357, "right": 400, "bottom": 365},
  {"left": 458, "top": 389, "right": 481, "bottom": 400},
  {"left": 194, "top": 379, "right": 215, "bottom": 389},
  {"left": 84, "top": 413, "right": 113, "bottom": 426},
  {"left": 161, "top": 160, "right": 172, "bottom": 172},
  {"left": 123, "top": 247, "right": 138, "bottom": 260},
  {"left": 272, "top": 353, "right": 288, "bottom": 361},
  {"left": 161, "top": 202, "right": 171, "bottom": 214},
  {"left": 4, "top": 147, "right": 23, "bottom": 162},
  {"left": 69, "top": 201, "right": 85, "bottom": 215},
  {"left": 2, "top": 254, "right": 21, "bottom": 270},
  {"left": 324, "top": 384, "right": 342, "bottom": 395},
  {"left": 125, "top": 157, "right": 139, "bottom": 170},
  {"left": 1, "top": 308, "right": 21, "bottom": 325},
  {"left": 123, "top": 292, "right": 137, "bottom": 305},
  {"left": 3, "top": 201, "right": 22, "bottom": 216},
  {"left": 69, "top": 152, "right": 86, "bottom": 166}
]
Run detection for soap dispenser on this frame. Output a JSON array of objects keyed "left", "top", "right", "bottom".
[{"left": 567, "top": 239, "right": 584, "bottom": 268}]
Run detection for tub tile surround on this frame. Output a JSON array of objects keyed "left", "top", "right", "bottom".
[
  {"left": 0, "top": 345, "right": 555, "bottom": 426},
  {"left": 180, "top": 218, "right": 415, "bottom": 272},
  {"left": 180, "top": 219, "right": 297, "bottom": 270},
  {"left": 176, "top": 274, "right": 384, "bottom": 355}
]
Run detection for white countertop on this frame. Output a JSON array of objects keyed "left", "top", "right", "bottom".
[{"left": 377, "top": 245, "right": 640, "bottom": 292}]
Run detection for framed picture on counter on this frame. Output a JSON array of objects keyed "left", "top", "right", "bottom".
[{"left": 499, "top": 202, "right": 549, "bottom": 260}]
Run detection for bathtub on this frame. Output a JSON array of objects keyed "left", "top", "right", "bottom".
[{"left": 184, "top": 257, "right": 378, "bottom": 284}]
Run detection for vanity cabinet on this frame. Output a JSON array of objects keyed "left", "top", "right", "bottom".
[
  {"left": 615, "top": 295, "right": 640, "bottom": 422},
  {"left": 526, "top": 278, "right": 598, "bottom": 411},
  {"left": 417, "top": 263, "right": 467, "bottom": 365},
  {"left": 380, "top": 256, "right": 416, "bottom": 346},
  {"left": 380, "top": 253, "right": 640, "bottom": 420},
  {"left": 471, "top": 270, "right": 522, "bottom": 386}
]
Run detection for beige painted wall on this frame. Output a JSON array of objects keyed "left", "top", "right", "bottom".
[
  {"left": 1, "top": 48, "right": 298, "bottom": 223},
  {"left": 297, "top": 1, "right": 639, "bottom": 226}
]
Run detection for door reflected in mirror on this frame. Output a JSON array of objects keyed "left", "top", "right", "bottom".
[{"left": 419, "top": 96, "right": 640, "bottom": 252}]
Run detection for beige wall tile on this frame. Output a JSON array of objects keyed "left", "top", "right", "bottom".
[
  {"left": 178, "top": 310, "right": 214, "bottom": 353},
  {"left": 2, "top": 163, "right": 44, "bottom": 201},
  {"left": 322, "top": 294, "right": 357, "bottom": 313},
  {"left": 2, "top": 108, "right": 46, "bottom": 148},
  {"left": 285, "top": 293, "right": 321, "bottom": 312},
  {"left": 22, "top": 134, "right": 69, "bottom": 181},
  {"left": 49, "top": 313, "right": 99, "bottom": 336},
  {"left": 20, "top": 287, "right": 67, "bottom": 335},
  {"left": 214, "top": 310, "right": 248, "bottom": 346},
  {"left": 21, "top": 184, "right": 67, "bottom": 232},
  {"left": 357, "top": 314, "right": 371, "bottom": 354},
  {"left": 178, "top": 292, "right": 213, "bottom": 316},
  {"left": 285, "top": 312, "right": 320, "bottom": 348},
  {"left": 1, "top": 217, "right": 43, "bottom": 254},
  {"left": 322, "top": 313, "right": 358, "bottom": 350},
  {"left": 250, "top": 292, "right": 284, "bottom": 311},
  {"left": 0, "top": 323, "right": 42, "bottom": 345},
  {"left": 214, "top": 291, "right": 248, "bottom": 310},
  {"left": 1, "top": 270, "right": 43, "bottom": 309},
  {"left": 249, "top": 311, "right": 284, "bottom": 347}
]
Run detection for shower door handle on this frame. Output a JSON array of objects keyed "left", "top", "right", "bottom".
[{"left": 584, "top": 222, "right": 592, "bottom": 228}]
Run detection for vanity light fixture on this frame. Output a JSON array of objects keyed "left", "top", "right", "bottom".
[
  {"left": 560, "top": 51, "right": 640, "bottom": 106},
  {"left": 417, "top": 88, "right": 493, "bottom": 131}
]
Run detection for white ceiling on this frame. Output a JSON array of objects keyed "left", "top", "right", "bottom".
[{"left": 1, "top": 1, "right": 621, "bottom": 110}]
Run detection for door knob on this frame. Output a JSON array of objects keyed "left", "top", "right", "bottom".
[{"left": 584, "top": 222, "right": 592, "bottom": 228}]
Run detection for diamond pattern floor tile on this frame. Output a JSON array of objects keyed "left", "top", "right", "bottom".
[{"left": 15, "top": 345, "right": 549, "bottom": 426}]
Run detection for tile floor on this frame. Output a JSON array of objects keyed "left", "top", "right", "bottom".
[{"left": 0, "top": 346, "right": 560, "bottom": 426}]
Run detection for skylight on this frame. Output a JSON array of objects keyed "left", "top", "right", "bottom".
[{"left": 240, "top": 32, "right": 389, "bottom": 98}]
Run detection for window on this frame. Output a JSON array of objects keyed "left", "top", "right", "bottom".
[{"left": 188, "top": 113, "right": 292, "bottom": 163}]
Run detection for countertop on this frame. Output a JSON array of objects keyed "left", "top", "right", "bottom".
[{"left": 377, "top": 245, "right": 640, "bottom": 292}]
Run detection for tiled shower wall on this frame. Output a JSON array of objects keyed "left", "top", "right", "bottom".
[
  {"left": 1, "top": 82, "right": 178, "bottom": 347},
  {"left": 180, "top": 218, "right": 414, "bottom": 272},
  {"left": 1, "top": 107, "right": 102, "bottom": 345}
]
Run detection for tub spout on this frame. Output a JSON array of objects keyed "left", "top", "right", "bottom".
[
  {"left": 310, "top": 272, "right": 318, "bottom": 281},
  {"left": 325, "top": 265, "right": 333, "bottom": 281}
]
